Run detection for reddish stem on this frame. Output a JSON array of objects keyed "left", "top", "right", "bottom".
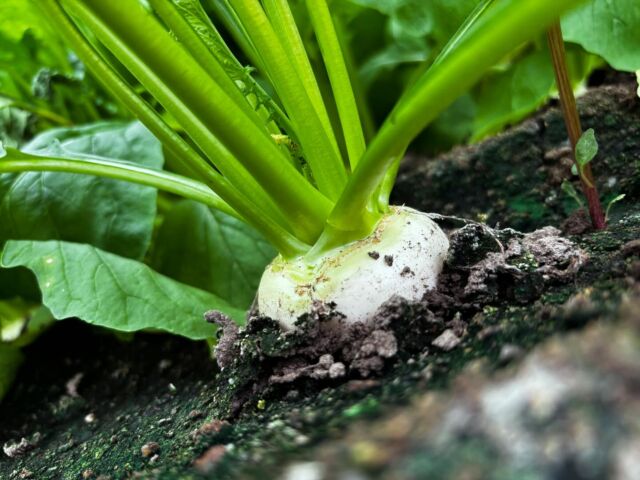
[{"left": 547, "top": 22, "right": 606, "bottom": 230}]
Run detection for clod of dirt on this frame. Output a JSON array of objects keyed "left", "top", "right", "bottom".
[
  {"left": 3, "top": 438, "right": 34, "bottom": 459},
  {"left": 140, "top": 441, "right": 160, "bottom": 458},
  {"left": 621, "top": 239, "right": 640, "bottom": 257},
  {"left": 209, "top": 218, "right": 587, "bottom": 418},
  {"left": 431, "top": 329, "right": 461, "bottom": 351},
  {"left": 194, "top": 445, "right": 227, "bottom": 474},
  {"left": 445, "top": 224, "right": 588, "bottom": 304},
  {"left": 561, "top": 208, "right": 593, "bottom": 235}
]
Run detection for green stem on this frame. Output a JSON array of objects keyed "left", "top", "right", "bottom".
[
  {"left": 206, "top": 0, "right": 264, "bottom": 73},
  {"left": 334, "top": 17, "right": 376, "bottom": 142},
  {"left": 374, "top": 0, "right": 496, "bottom": 211},
  {"left": 38, "top": 0, "right": 310, "bottom": 255},
  {"left": 1, "top": 97, "right": 72, "bottom": 126},
  {"left": 0, "top": 150, "right": 309, "bottom": 257},
  {"left": 262, "top": 0, "right": 338, "bottom": 150},
  {"left": 148, "top": 0, "right": 270, "bottom": 133},
  {"left": 233, "top": 0, "right": 347, "bottom": 200},
  {"left": 63, "top": 0, "right": 330, "bottom": 243},
  {"left": 305, "top": 0, "right": 366, "bottom": 170},
  {"left": 154, "top": 0, "right": 296, "bottom": 149},
  {"left": 0, "top": 150, "right": 236, "bottom": 218},
  {"left": 325, "top": 0, "right": 586, "bottom": 245}
]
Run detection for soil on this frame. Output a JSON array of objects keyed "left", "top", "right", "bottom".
[{"left": 1, "top": 80, "right": 639, "bottom": 480}]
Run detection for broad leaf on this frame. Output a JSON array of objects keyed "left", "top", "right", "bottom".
[
  {"left": 0, "top": 344, "right": 22, "bottom": 402},
  {"left": 151, "top": 200, "right": 275, "bottom": 310},
  {"left": 1, "top": 240, "right": 245, "bottom": 339},
  {"left": 562, "top": 0, "right": 640, "bottom": 71},
  {"left": 0, "top": 122, "right": 162, "bottom": 260}
]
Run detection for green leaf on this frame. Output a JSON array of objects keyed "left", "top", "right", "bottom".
[
  {"left": 562, "top": 0, "right": 640, "bottom": 71},
  {"left": 0, "top": 344, "right": 22, "bottom": 402},
  {"left": 0, "top": 122, "right": 162, "bottom": 260},
  {"left": 575, "top": 128, "right": 599, "bottom": 168},
  {"left": 1, "top": 240, "right": 245, "bottom": 340},
  {"left": 151, "top": 200, "right": 275, "bottom": 310}
]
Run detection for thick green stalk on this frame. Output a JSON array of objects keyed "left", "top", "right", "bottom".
[
  {"left": 42, "top": 0, "right": 299, "bottom": 238},
  {"left": 305, "top": 0, "right": 366, "bottom": 170},
  {"left": 64, "top": 0, "right": 330, "bottom": 242},
  {"left": 333, "top": 17, "right": 376, "bottom": 142},
  {"left": 148, "top": 0, "right": 274, "bottom": 135},
  {"left": 206, "top": 0, "right": 264, "bottom": 73},
  {"left": 233, "top": 0, "right": 347, "bottom": 200},
  {"left": 0, "top": 149, "right": 309, "bottom": 257},
  {"left": 39, "top": 0, "right": 313, "bottom": 255},
  {"left": 0, "top": 149, "right": 237, "bottom": 218},
  {"left": 262, "top": 0, "right": 338, "bottom": 154},
  {"left": 167, "top": 0, "right": 295, "bottom": 138},
  {"left": 325, "top": 0, "right": 586, "bottom": 245},
  {"left": 373, "top": 0, "right": 496, "bottom": 212}
]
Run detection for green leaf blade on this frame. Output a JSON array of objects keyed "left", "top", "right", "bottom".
[
  {"left": 1, "top": 240, "right": 244, "bottom": 340},
  {"left": 575, "top": 128, "right": 598, "bottom": 167},
  {"left": 151, "top": 201, "right": 275, "bottom": 310},
  {"left": 562, "top": 0, "right": 640, "bottom": 72},
  {"left": 0, "top": 121, "right": 162, "bottom": 260}
]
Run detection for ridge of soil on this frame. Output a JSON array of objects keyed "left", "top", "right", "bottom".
[{"left": 1, "top": 82, "right": 639, "bottom": 479}]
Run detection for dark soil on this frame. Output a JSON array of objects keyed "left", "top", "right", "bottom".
[{"left": 1, "top": 81, "right": 639, "bottom": 480}]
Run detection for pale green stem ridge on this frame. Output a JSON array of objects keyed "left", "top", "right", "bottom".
[
  {"left": 233, "top": 0, "right": 348, "bottom": 200},
  {"left": 305, "top": 0, "right": 366, "bottom": 171}
]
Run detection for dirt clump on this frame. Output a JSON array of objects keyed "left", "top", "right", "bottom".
[{"left": 209, "top": 219, "right": 587, "bottom": 418}]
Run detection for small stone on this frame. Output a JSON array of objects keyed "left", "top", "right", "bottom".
[
  {"left": 141, "top": 442, "right": 160, "bottom": 458},
  {"left": 167, "top": 383, "right": 177, "bottom": 394},
  {"left": 499, "top": 344, "right": 524, "bottom": 364},
  {"left": 367, "top": 251, "right": 380, "bottom": 260},
  {"left": 282, "top": 462, "right": 324, "bottom": 480},
  {"left": 193, "top": 445, "right": 226, "bottom": 474},
  {"left": 82, "top": 469, "right": 95, "bottom": 479},
  {"left": 3, "top": 438, "right": 33, "bottom": 458},
  {"left": 18, "top": 468, "right": 33, "bottom": 479},
  {"left": 328, "top": 362, "right": 346, "bottom": 379},
  {"left": 191, "top": 420, "right": 230, "bottom": 440},
  {"left": 432, "top": 329, "right": 461, "bottom": 351},
  {"left": 84, "top": 413, "right": 97, "bottom": 424},
  {"left": 187, "top": 410, "right": 203, "bottom": 421},
  {"left": 65, "top": 373, "right": 84, "bottom": 398},
  {"left": 621, "top": 239, "right": 640, "bottom": 258},
  {"left": 384, "top": 255, "right": 394, "bottom": 266}
]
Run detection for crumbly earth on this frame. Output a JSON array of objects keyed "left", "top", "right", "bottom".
[
  {"left": 207, "top": 219, "right": 588, "bottom": 419},
  {"left": 0, "top": 81, "right": 639, "bottom": 479}
]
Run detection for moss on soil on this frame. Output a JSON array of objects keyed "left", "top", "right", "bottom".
[{"left": 1, "top": 82, "right": 639, "bottom": 479}]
